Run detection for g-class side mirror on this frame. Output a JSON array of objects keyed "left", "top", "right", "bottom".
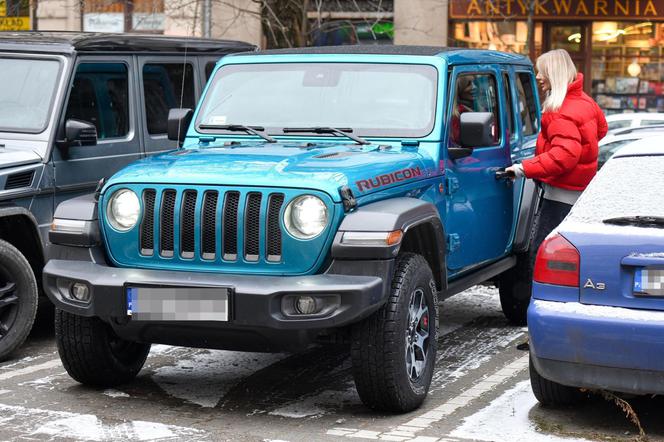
[
  {"left": 459, "top": 112, "right": 496, "bottom": 148},
  {"left": 64, "top": 119, "right": 98, "bottom": 147},
  {"left": 167, "top": 108, "right": 193, "bottom": 144}
]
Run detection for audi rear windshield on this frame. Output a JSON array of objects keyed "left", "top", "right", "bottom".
[
  {"left": 568, "top": 156, "right": 664, "bottom": 224},
  {"left": 196, "top": 62, "right": 438, "bottom": 138},
  {"left": 0, "top": 57, "right": 62, "bottom": 133}
]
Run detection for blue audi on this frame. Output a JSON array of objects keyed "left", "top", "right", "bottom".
[{"left": 528, "top": 136, "right": 664, "bottom": 405}]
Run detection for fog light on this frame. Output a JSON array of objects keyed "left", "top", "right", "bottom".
[
  {"left": 70, "top": 282, "right": 90, "bottom": 302},
  {"left": 295, "top": 296, "right": 317, "bottom": 315}
]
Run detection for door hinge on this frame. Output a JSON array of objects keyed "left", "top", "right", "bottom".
[
  {"left": 447, "top": 233, "right": 461, "bottom": 253},
  {"left": 445, "top": 177, "right": 460, "bottom": 195}
]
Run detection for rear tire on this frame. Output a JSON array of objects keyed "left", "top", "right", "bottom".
[
  {"left": 351, "top": 253, "right": 438, "bottom": 412},
  {"left": 0, "top": 239, "right": 38, "bottom": 361},
  {"left": 530, "top": 356, "right": 583, "bottom": 406},
  {"left": 55, "top": 309, "right": 151, "bottom": 387}
]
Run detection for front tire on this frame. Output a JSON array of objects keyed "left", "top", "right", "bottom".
[
  {"left": 351, "top": 253, "right": 438, "bottom": 412},
  {"left": 55, "top": 309, "right": 151, "bottom": 387},
  {"left": 530, "top": 357, "right": 583, "bottom": 406},
  {"left": 0, "top": 239, "right": 38, "bottom": 361}
]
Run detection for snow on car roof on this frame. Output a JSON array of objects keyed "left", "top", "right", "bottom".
[
  {"left": 612, "top": 135, "right": 664, "bottom": 158},
  {"left": 606, "top": 112, "right": 664, "bottom": 121}
]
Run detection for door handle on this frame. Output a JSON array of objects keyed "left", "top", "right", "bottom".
[{"left": 495, "top": 168, "right": 515, "bottom": 180}]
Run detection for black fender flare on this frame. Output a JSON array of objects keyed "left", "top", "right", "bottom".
[
  {"left": 0, "top": 205, "right": 45, "bottom": 274},
  {"left": 331, "top": 197, "right": 447, "bottom": 290}
]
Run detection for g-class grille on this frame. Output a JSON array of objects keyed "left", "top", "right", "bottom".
[{"left": 139, "top": 188, "right": 285, "bottom": 263}]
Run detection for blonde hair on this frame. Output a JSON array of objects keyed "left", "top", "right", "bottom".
[{"left": 536, "top": 49, "right": 577, "bottom": 112}]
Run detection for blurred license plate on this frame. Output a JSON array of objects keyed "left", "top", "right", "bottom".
[
  {"left": 126, "top": 286, "right": 229, "bottom": 321},
  {"left": 634, "top": 269, "right": 664, "bottom": 297}
]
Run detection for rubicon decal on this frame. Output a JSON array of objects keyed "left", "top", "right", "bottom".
[{"left": 356, "top": 167, "right": 423, "bottom": 192}]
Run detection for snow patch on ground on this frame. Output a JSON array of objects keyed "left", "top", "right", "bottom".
[
  {"left": 0, "top": 403, "right": 204, "bottom": 441},
  {"left": 268, "top": 385, "right": 360, "bottom": 419},
  {"left": 18, "top": 372, "right": 66, "bottom": 390},
  {"left": 440, "top": 284, "right": 502, "bottom": 336},
  {"left": 451, "top": 380, "right": 590, "bottom": 442},
  {"left": 0, "top": 355, "right": 42, "bottom": 370},
  {"left": 103, "top": 389, "right": 131, "bottom": 398},
  {"left": 151, "top": 348, "right": 286, "bottom": 408}
]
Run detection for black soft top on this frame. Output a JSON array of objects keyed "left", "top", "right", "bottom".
[{"left": 0, "top": 31, "right": 256, "bottom": 55}]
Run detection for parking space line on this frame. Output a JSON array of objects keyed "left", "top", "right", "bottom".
[
  {"left": 0, "top": 359, "right": 62, "bottom": 381},
  {"left": 326, "top": 354, "right": 529, "bottom": 440}
]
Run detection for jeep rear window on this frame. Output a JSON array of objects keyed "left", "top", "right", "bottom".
[
  {"left": 0, "top": 58, "right": 61, "bottom": 133},
  {"left": 197, "top": 63, "right": 438, "bottom": 138}
]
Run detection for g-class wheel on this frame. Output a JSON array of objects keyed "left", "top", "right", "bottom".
[
  {"left": 351, "top": 253, "right": 438, "bottom": 412},
  {"left": 0, "top": 239, "right": 38, "bottom": 361},
  {"left": 55, "top": 309, "right": 151, "bottom": 387}
]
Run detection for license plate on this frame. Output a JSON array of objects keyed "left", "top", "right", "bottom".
[
  {"left": 126, "top": 286, "right": 229, "bottom": 321},
  {"left": 634, "top": 269, "right": 664, "bottom": 297}
]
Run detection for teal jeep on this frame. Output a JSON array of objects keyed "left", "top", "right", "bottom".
[{"left": 44, "top": 46, "right": 541, "bottom": 412}]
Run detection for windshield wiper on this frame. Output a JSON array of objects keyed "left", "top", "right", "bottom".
[
  {"left": 603, "top": 216, "right": 664, "bottom": 228},
  {"left": 282, "top": 127, "right": 369, "bottom": 145},
  {"left": 198, "top": 124, "right": 276, "bottom": 143}
]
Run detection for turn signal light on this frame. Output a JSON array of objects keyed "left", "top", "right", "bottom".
[{"left": 533, "top": 233, "right": 580, "bottom": 287}]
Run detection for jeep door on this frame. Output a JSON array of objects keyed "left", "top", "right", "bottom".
[
  {"left": 138, "top": 56, "right": 201, "bottom": 156},
  {"left": 52, "top": 56, "right": 142, "bottom": 207},
  {"left": 443, "top": 66, "right": 515, "bottom": 273}
]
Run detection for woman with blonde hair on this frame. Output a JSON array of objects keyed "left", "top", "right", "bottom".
[{"left": 501, "top": 49, "right": 607, "bottom": 323}]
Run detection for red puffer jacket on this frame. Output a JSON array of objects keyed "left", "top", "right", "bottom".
[{"left": 522, "top": 73, "right": 607, "bottom": 191}]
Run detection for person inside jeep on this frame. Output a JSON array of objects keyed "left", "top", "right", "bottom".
[{"left": 450, "top": 76, "right": 476, "bottom": 144}]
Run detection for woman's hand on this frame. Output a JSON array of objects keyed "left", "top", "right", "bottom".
[{"left": 505, "top": 164, "right": 525, "bottom": 179}]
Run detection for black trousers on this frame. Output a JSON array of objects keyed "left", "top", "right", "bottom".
[{"left": 532, "top": 198, "right": 573, "bottom": 258}]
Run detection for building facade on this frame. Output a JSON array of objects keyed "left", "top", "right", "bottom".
[{"left": 8, "top": 0, "right": 662, "bottom": 114}]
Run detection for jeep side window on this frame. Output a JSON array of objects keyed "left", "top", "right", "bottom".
[
  {"left": 143, "top": 63, "right": 196, "bottom": 135},
  {"left": 65, "top": 63, "right": 129, "bottom": 140},
  {"left": 502, "top": 73, "right": 516, "bottom": 142},
  {"left": 450, "top": 73, "right": 501, "bottom": 146},
  {"left": 516, "top": 72, "right": 539, "bottom": 136}
]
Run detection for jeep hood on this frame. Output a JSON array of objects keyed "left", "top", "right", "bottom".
[
  {"left": 0, "top": 146, "right": 42, "bottom": 169},
  {"left": 105, "top": 142, "right": 436, "bottom": 202}
]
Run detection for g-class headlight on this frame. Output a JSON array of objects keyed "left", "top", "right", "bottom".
[
  {"left": 284, "top": 195, "right": 328, "bottom": 239},
  {"left": 106, "top": 189, "right": 140, "bottom": 231}
]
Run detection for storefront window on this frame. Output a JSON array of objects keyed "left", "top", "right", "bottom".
[
  {"left": 83, "top": 0, "right": 164, "bottom": 33},
  {"left": 448, "top": 21, "right": 542, "bottom": 56},
  {"left": 592, "top": 21, "right": 664, "bottom": 114},
  {"left": 311, "top": 20, "right": 393, "bottom": 46},
  {"left": 549, "top": 25, "right": 583, "bottom": 52}
]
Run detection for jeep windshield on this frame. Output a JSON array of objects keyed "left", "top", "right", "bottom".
[
  {"left": 196, "top": 63, "right": 438, "bottom": 138},
  {"left": 0, "top": 57, "right": 62, "bottom": 133}
]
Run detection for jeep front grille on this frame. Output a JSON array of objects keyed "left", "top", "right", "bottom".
[{"left": 139, "top": 188, "right": 285, "bottom": 263}]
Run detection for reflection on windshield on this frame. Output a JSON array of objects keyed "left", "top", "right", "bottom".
[
  {"left": 0, "top": 58, "right": 61, "bottom": 133},
  {"left": 197, "top": 63, "right": 438, "bottom": 138}
]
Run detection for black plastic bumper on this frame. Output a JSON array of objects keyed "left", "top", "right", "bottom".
[{"left": 43, "top": 259, "right": 392, "bottom": 351}]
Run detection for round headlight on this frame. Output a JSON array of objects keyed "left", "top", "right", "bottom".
[
  {"left": 106, "top": 189, "right": 140, "bottom": 231},
  {"left": 284, "top": 195, "right": 328, "bottom": 239}
]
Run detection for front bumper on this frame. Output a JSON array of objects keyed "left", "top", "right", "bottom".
[
  {"left": 529, "top": 299, "right": 664, "bottom": 395},
  {"left": 43, "top": 259, "right": 390, "bottom": 351}
]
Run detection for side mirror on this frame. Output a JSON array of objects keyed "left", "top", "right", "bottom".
[
  {"left": 459, "top": 112, "right": 496, "bottom": 148},
  {"left": 64, "top": 119, "right": 97, "bottom": 147},
  {"left": 167, "top": 108, "right": 193, "bottom": 144}
]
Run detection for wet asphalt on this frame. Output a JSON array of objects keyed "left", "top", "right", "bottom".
[{"left": 1, "top": 285, "right": 663, "bottom": 442}]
